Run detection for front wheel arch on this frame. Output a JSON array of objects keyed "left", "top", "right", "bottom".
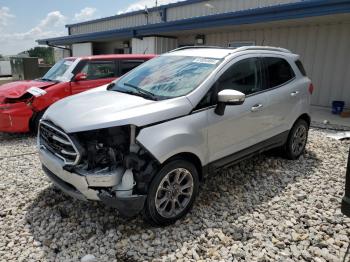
[{"left": 162, "top": 152, "right": 203, "bottom": 181}]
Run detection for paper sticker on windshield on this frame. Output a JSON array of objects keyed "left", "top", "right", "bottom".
[
  {"left": 64, "top": 60, "right": 73, "bottom": 66},
  {"left": 27, "top": 87, "right": 47, "bottom": 97},
  {"left": 193, "top": 58, "right": 219, "bottom": 65}
]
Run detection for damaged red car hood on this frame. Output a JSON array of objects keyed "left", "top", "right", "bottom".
[{"left": 0, "top": 80, "right": 55, "bottom": 100}]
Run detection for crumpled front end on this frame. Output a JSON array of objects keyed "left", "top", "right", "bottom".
[
  {"left": 38, "top": 120, "right": 159, "bottom": 217},
  {"left": 0, "top": 85, "right": 49, "bottom": 133}
]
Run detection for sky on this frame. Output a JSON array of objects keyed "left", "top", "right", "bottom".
[{"left": 0, "top": 0, "right": 181, "bottom": 55}]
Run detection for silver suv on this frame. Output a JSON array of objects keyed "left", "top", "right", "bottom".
[{"left": 38, "top": 46, "right": 313, "bottom": 225}]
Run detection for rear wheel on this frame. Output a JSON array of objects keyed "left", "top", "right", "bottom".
[
  {"left": 143, "top": 159, "right": 199, "bottom": 226},
  {"left": 284, "top": 119, "right": 309, "bottom": 160}
]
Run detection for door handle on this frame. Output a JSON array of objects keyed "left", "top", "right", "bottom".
[
  {"left": 251, "top": 104, "right": 263, "bottom": 112},
  {"left": 291, "top": 91, "right": 299, "bottom": 97}
]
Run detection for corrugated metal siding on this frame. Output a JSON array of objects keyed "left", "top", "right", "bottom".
[
  {"left": 155, "top": 37, "right": 178, "bottom": 54},
  {"left": 69, "top": 0, "right": 302, "bottom": 35},
  {"left": 132, "top": 37, "right": 156, "bottom": 54},
  {"left": 167, "top": 0, "right": 301, "bottom": 21},
  {"left": 131, "top": 37, "right": 178, "bottom": 54},
  {"left": 184, "top": 21, "right": 350, "bottom": 107},
  {"left": 70, "top": 12, "right": 162, "bottom": 35}
]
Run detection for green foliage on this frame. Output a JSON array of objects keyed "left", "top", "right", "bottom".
[{"left": 27, "top": 47, "right": 54, "bottom": 64}]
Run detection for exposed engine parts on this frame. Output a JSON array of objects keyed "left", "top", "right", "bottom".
[{"left": 71, "top": 125, "right": 159, "bottom": 196}]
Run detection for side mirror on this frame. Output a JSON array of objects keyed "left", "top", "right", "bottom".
[
  {"left": 74, "top": 72, "right": 87, "bottom": 81},
  {"left": 215, "top": 89, "right": 245, "bottom": 116}
]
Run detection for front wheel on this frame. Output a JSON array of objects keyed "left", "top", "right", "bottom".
[
  {"left": 283, "top": 119, "right": 309, "bottom": 160},
  {"left": 143, "top": 159, "right": 199, "bottom": 226}
]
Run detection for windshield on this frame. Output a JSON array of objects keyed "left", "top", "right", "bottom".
[
  {"left": 41, "top": 59, "right": 75, "bottom": 82},
  {"left": 111, "top": 55, "right": 221, "bottom": 100}
]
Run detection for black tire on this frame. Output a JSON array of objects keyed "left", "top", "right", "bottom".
[
  {"left": 142, "top": 159, "right": 199, "bottom": 226},
  {"left": 283, "top": 119, "right": 309, "bottom": 160},
  {"left": 30, "top": 110, "right": 46, "bottom": 135}
]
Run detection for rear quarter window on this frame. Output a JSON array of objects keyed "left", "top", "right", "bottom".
[
  {"left": 295, "top": 60, "right": 307, "bottom": 76},
  {"left": 263, "top": 57, "right": 295, "bottom": 89}
]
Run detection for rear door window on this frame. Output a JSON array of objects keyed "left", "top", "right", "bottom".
[
  {"left": 81, "top": 60, "right": 117, "bottom": 80},
  {"left": 119, "top": 60, "right": 145, "bottom": 76},
  {"left": 262, "top": 57, "right": 295, "bottom": 89}
]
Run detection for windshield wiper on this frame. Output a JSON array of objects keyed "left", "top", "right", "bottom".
[
  {"left": 123, "top": 82, "right": 158, "bottom": 101},
  {"left": 40, "top": 78, "right": 59, "bottom": 83}
]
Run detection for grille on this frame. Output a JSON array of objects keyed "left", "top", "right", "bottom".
[{"left": 39, "top": 121, "right": 80, "bottom": 165}]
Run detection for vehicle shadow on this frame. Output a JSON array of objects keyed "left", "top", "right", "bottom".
[
  {"left": 0, "top": 132, "right": 35, "bottom": 142},
  {"left": 25, "top": 148, "right": 321, "bottom": 261}
]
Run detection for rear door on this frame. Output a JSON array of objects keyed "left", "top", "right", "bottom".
[
  {"left": 70, "top": 60, "right": 117, "bottom": 94},
  {"left": 259, "top": 56, "right": 300, "bottom": 137}
]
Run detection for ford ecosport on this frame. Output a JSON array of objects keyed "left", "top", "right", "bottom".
[{"left": 38, "top": 46, "right": 313, "bottom": 225}]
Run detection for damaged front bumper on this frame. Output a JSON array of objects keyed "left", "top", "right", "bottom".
[
  {"left": 39, "top": 148, "right": 147, "bottom": 217},
  {"left": 0, "top": 103, "right": 33, "bottom": 132}
]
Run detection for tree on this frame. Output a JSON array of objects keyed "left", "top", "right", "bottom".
[{"left": 26, "top": 47, "right": 54, "bottom": 65}]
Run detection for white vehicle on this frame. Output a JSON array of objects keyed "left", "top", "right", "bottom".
[{"left": 38, "top": 46, "right": 313, "bottom": 225}]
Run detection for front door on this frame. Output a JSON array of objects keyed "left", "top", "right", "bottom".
[
  {"left": 70, "top": 60, "right": 117, "bottom": 94},
  {"left": 207, "top": 56, "right": 269, "bottom": 163}
]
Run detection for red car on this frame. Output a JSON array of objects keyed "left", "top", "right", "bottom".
[{"left": 0, "top": 54, "right": 155, "bottom": 133}]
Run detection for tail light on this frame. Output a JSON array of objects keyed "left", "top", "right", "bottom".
[{"left": 308, "top": 83, "right": 314, "bottom": 95}]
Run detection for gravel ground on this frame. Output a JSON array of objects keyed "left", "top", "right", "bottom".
[{"left": 0, "top": 129, "right": 350, "bottom": 262}]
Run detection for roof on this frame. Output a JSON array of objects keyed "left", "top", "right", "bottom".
[
  {"left": 65, "top": 54, "right": 156, "bottom": 60},
  {"left": 37, "top": 0, "right": 350, "bottom": 46}
]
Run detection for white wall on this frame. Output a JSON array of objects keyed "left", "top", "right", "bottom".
[
  {"left": 155, "top": 37, "right": 178, "bottom": 54},
  {"left": 132, "top": 37, "right": 156, "bottom": 54},
  {"left": 72, "top": 43, "right": 93, "bottom": 57},
  {"left": 0, "top": 61, "right": 11, "bottom": 76},
  {"left": 54, "top": 48, "right": 71, "bottom": 62}
]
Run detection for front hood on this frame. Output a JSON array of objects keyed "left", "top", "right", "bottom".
[
  {"left": 43, "top": 90, "right": 193, "bottom": 133},
  {"left": 0, "top": 80, "right": 55, "bottom": 100}
]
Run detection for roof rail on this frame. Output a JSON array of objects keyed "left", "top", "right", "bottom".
[
  {"left": 168, "top": 45, "right": 292, "bottom": 54},
  {"left": 233, "top": 46, "right": 292, "bottom": 53},
  {"left": 168, "top": 45, "right": 224, "bottom": 53}
]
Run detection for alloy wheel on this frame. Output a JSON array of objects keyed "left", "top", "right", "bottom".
[
  {"left": 291, "top": 125, "right": 307, "bottom": 155},
  {"left": 155, "top": 168, "right": 194, "bottom": 218}
]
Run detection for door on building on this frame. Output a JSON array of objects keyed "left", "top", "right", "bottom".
[
  {"left": 207, "top": 56, "right": 269, "bottom": 163},
  {"left": 70, "top": 60, "right": 117, "bottom": 94}
]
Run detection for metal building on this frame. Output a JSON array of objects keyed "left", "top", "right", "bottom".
[{"left": 37, "top": 0, "right": 350, "bottom": 108}]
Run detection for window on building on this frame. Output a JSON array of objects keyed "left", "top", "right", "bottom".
[
  {"left": 119, "top": 60, "right": 145, "bottom": 76},
  {"left": 217, "top": 58, "right": 262, "bottom": 95},
  {"left": 81, "top": 60, "right": 116, "bottom": 80},
  {"left": 263, "top": 57, "right": 295, "bottom": 88}
]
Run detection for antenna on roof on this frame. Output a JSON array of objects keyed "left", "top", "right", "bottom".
[{"left": 155, "top": 0, "right": 158, "bottom": 7}]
